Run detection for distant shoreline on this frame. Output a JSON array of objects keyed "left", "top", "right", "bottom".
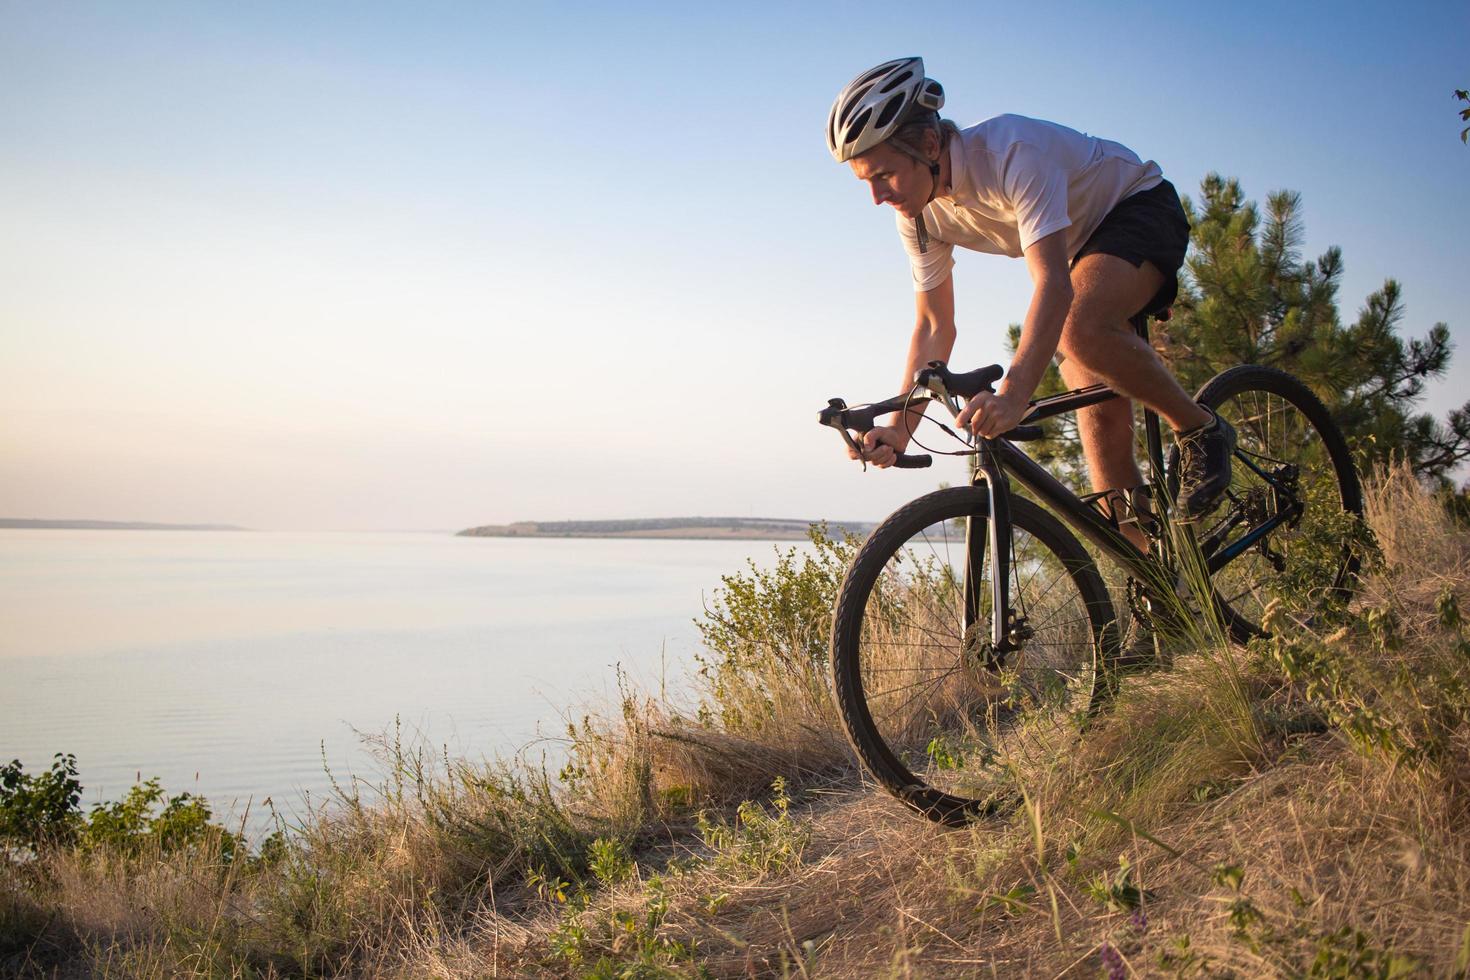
[
  {"left": 457, "top": 517, "right": 872, "bottom": 541},
  {"left": 0, "top": 519, "right": 249, "bottom": 532}
]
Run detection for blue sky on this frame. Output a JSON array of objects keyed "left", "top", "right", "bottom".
[{"left": 2, "top": 0, "right": 1466, "bottom": 529}]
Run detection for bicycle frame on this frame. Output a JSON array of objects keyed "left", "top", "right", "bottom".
[
  {"left": 964, "top": 384, "right": 1164, "bottom": 654},
  {"left": 954, "top": 314, "right": 1211, "bottom": 655}
]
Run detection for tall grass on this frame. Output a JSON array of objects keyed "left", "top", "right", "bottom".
[{"left": 557, "top": 528, "right": 858, "bottom": 822}]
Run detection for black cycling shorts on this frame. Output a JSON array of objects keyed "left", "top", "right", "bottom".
[{"left": 1072, "top": 178, "right": 1191, "bottom": 318}]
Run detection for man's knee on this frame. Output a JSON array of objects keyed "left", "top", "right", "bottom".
[{"left": 1058, "top": 310, "right": 1131, "bottom": 367}]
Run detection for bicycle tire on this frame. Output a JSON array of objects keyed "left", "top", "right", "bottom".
[
  {"left": 1168, "top": 365, "right": 1364, "bottom": 642},
  {"left": 830, "top": 486, "right": 1116, "bottom": 826}
]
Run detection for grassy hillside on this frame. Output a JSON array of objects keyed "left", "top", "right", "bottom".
[{"left": 5, "top": 466, "right": 1470, "bottom": 978}]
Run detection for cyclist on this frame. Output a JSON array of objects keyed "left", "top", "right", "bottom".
[{"left": 827, "top": 57, "right": 1234, "bottom": 529}]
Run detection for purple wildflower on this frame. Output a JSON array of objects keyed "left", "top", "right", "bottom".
[{"left": 1099, "top": 942, "right": 1126, "bottom": 980}]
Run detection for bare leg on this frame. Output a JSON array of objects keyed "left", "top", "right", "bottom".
[
  {"left": 1057, "top": 356, "right": 1148, "bottom": 552},
  {"left": 1056, "top": 253, "right": 1210, "bottom": 551},
  {"left": 1058, "top": 254, "right": 1211, "bottom": 433},
  {"left": 1058, "top": 356, "right": 1143, "bottom": 493}
]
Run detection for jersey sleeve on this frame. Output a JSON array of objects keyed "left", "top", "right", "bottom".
[
  {"left": 1000, "top": 141, "right": 1072, "bottom": 253},
  {"left": 896, "top": 211, "right": 955, "bottom": 292}
]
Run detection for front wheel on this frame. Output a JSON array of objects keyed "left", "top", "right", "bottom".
[
  {"left": 1168, "top": 365, "right": 1364, "bottom": 642},
  {"left": 830, "top": 487, "right": 1116, "bottom": 826}
]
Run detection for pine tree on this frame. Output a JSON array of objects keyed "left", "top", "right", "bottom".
[{"left": 1158, "top": 175, "right": 1469, "bottom": 484}]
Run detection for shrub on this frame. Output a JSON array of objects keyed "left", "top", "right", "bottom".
[
  {"left": 694, "top": 526, "right": 854, "bottom": 733},
  {"left": 696, "top": 777, "right": 810, "bottom": 875},
  {"left": 0, "top": 754, "right": 81, "bottom": 853},
  {"left": 81, "top": 778, "right": 239, "bottom": 860}
]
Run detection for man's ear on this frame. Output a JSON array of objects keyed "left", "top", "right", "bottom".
[{"left": 922, "top": 125, "right": 942, "bottom": 162}]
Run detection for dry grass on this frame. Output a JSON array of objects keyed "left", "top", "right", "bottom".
[{"left": 6, "top": 465, "right": 1470, "bottom": 977}]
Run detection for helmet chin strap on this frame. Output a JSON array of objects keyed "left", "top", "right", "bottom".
[{"left": 914, "top": 157, "right": 942, "bottom": 254}]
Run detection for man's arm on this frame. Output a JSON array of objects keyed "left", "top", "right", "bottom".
[
  {"left": 898, "top": 276, "right": 958, "bottom": 429},
  {"left": 957, "top": 229, "right": 1073, "bottom": 437},
  {"left": 857, "top": 276, "right": 957, "bottom": 467}
]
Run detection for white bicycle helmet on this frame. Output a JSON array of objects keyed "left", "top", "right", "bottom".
[{"left": 826, "top": 56, "right": 945, "bottom": 163}]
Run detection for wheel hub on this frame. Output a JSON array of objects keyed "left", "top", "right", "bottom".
[{"left": 961, "top": 617, "right": 1030, "bottom": 672}]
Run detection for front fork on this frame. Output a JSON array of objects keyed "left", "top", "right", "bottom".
[{"left": 963, "top": 443, "right": 1017, "bottom": 659}]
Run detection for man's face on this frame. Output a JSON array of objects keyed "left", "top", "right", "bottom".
[{"left": 848, "top": 142, "right": 931, "bottom": 220}]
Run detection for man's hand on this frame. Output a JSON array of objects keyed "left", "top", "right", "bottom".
[
  {"left": 957, "top": 389, "right": 1029, "bottom": 439},
  {"left": 847, "top": 425, "right": 910, "bottom": 468}
]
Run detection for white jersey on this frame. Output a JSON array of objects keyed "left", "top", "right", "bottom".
[{"left": 900, "top": 114, "right": 1163, "bottom": 291}]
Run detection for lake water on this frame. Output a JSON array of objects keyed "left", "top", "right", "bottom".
[{"left": 0, "top": 529, "right": 809, "bottom": 830}]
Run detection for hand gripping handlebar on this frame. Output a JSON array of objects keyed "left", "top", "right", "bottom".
[
  {"left": 817, "top": 395, "right": 934, "bottom": 468},
  {"left": 819, "top": 361, "right": 1047, "bottom": 471},
  {"left": 912, "top": 361, "right": 1046, "bottom": 441}
]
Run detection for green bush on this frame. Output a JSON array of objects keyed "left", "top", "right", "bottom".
[
  {"left": 1, "top": 755, "right": 238, "bottom": 861},
  {"left": 694, "top": 526, "right": 854, "bottom": 730},
  {"left": 696, "top": 777, "right": 809, "bottom": 875},
  {"left": 0, "top": 754, "right": 82, "bottom": 852},
  {"left": 697, "top": 526, "right": 853, "bottom": 670},
  {"left": 83, "top": 778, "right": 238, "bottom": 859}
]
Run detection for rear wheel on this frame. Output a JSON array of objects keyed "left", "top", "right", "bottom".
[
  {"left": 1169, "top": 365, "right": 1364, "bottom": 641},
  {"left": 830, "top": 487, "right": 1116, "bottom": 826}
]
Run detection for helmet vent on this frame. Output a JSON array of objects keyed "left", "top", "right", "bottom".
[
  {"left": 838, "top": 84, "right": 874, "bottom": 127},
  {"left": 874, "top": 93, "right": 905, "bottom": 129},
  {"left": 845, "top": 108, "right": 873, "bottom": 144},
  {"left": 878, "top": 70, "right": 914, "bottom": 94},
  {"left": 917, "top": 80, "right": 944, "bottom": 110},
  {"left": 856, "top": 62, "right": 898, "bottom": 86}
]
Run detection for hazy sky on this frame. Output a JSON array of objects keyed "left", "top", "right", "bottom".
[{"left": 3, "top": 0, "right": 1466, "bottom": 530}]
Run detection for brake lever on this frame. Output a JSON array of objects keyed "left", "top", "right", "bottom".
[{"left": 820, "top": 397, "right": 869, "bottom": 471}]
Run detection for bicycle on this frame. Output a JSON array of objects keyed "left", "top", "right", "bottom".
[{"left": 818, "top": 312, "right": 1363, "bottom": 825}]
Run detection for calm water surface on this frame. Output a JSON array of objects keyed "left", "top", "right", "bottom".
[{"left": 0, "top": 530, "right": 806, "bottom": 828}]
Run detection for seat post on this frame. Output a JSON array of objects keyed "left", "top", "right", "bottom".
[
  {"left": 1128, "top": 310, "right": 1169, "bottom": 497},
  {"left": 1129, "top": 311, "right": 1150, "bottom": 341}
]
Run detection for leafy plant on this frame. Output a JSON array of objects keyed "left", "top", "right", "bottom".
[
  {"left": 542, "top": 865, "right": 699, "bottom": 974},
  {"left": 694, "top": 527, "right": 854, "bottom": 731},
  {"left": 1083, "top": 854, "right": 1147, "bottom": 913},
  {"left": 980, "top": 882, "right": 1037, "bottom": 916},
  {"left": 588, "top": 836, "right": 635, "bottom": 886},
  {"left": 1262, "top": 596, "right": 1470, "bottom": 771},
  {"left": 1306, "top": 926, "right": 1417, "bottom": 979},
  {"left": 83, "top": 778, "right": 234, "bottom": 858},
  {"left": 0, "top": 754, "right": 82, "bottom": 852},
  {"left": 696, "top": 777, "right": 809, "bottom": 875}
]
